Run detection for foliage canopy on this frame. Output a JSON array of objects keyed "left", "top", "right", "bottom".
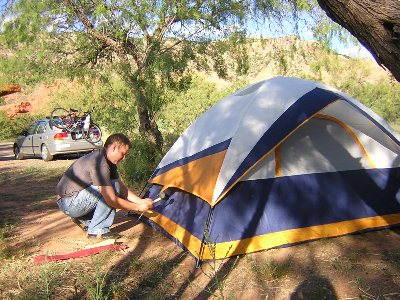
[{"left": 0, "top": 0, "right": 354, "bottom": 150}]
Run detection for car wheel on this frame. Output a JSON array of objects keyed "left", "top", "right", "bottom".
[
  {"left": 14, "top": 145, "right": 24, "bottom": 160},
  {"left": 41, "top": 144, "right": 53, "bottom": 161}
]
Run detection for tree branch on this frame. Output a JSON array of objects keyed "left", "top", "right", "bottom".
[{"left": 63, "top": 0, "right": 142, "bottom": 66}]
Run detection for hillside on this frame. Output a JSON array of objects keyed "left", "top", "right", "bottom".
[
  {"left": 0, "top": 36, "right": 393, "bottom": 119},
  {"left": 198, "top": 36, "right": 392, "bottom": 86}
]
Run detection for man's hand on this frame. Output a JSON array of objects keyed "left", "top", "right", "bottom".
[
  {"left": 100, "top": 186, "right": 154, "bottom": 212},
  {"left": 136, "top": 198, "right": 154, "bottom": 212},
  {"left": 143, "top": 197, "right": 154, "bottom": 205}
]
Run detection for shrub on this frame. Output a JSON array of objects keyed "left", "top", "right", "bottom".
[
  {"left": 118, "top": 136, "right": 164, "bottom": 190},
  {"left": 0, "top": 111, "right": 38, "bottom": 141},
  {"left": 340, "top": 80, "right": 400, "bottom": 125}
]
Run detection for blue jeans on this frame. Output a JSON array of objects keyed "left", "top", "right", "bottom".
[{"left": 57, "top": 181, "right": 120, "bottom": 236}]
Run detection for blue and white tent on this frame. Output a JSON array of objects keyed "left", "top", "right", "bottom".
[{"left": 143, "top": 76, "right": 400, "bottom": 261}]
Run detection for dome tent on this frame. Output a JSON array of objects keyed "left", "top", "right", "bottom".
[{"left": 140, "top": 76, "right": 400, "bottom": 262}]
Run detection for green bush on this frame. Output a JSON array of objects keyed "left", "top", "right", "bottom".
[
  {"left": 158, "top": 76, "right": 247, "bottom": 144},
  {"left": 339, "top": 80, "right": 400, "bottom": 125},
  {"left": 0, "top": 111, "right": 38, "bottom": 141},
  {"left": 118, "top": 136, "right": 164, "bottom": 190}
]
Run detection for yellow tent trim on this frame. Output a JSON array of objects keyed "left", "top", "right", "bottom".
[
  {"left": 209, "top": 214, "right": 400, "bottom": 260},
  {"left": 150, "top": 150, "right": 227, "bottom": 205},
  {"left": 275, "top": 145, "right": 281, "bottom": 177},
  {"left": 143, "top": 210, "right": 203, "bottom": 259},
  {"left": 314, "top": 114, "right": 376, "bottom": 168},
  {"left": 145, "top": 210, "right": 400, "bottom": 260}
]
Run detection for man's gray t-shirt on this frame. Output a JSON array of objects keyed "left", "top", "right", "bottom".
[{"left": 56, "top": 148, "right": 119, "bottom": 197}]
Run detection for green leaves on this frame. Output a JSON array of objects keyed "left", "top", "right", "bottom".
[{"left": 0, "top": 0, "right": 357, "bottom": 149}]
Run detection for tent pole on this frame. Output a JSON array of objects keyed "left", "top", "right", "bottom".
[
  {"left": 196, "top": 206, "right": 215, "bottom": 268},
  {"left": 138, "top": 181, "right": 150, "bottom": 197}
]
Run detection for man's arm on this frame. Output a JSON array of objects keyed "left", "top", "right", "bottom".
[
  {"left": 99, "top": 184, "right": 153, "bottom": 212},
  {"left": 117, "top": 178, "right": 154, "bottom": 206}
]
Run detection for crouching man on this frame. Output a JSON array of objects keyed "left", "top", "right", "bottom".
[{"left": 56, "top": 133, "right": 153, "bottom": 240}]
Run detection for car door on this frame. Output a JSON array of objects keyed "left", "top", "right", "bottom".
[
  {"left": 20, "top": 122, "right": 38, "bottom": 155},
  {"left": 32, "top": 121, "right": 47, "bottom": 156}
]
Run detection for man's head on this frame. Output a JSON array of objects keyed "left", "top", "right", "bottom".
[{"left": 104, "top": 133, "right": 132, "bottom": 164}]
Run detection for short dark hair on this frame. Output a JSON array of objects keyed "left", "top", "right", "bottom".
[{"left": 104, "top": 133, "right": 132, "bottom": 149}]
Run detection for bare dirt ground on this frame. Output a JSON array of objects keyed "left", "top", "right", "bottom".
[{"left": 1, "top": 142, "right": 400, "bottom": 299}]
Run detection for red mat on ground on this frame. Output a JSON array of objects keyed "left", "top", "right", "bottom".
[{"left": 34, "top": 243, "right": 128, "bottom": 263}]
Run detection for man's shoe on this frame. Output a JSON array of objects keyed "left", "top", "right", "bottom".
[
  {"left": 71, "top": 217, "right": 88, "bottom": 232},
  {"left": 87, "top": 232, "right": 122, "bottom": 240}
]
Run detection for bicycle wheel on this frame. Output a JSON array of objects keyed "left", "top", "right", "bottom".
[
  {"left": 50, "top": 107, "right": 73, "bottom": 130},
  {"left": 85, "top": 124, "right": 102, "bottom": 143}
]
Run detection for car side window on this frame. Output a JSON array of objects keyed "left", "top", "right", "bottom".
[
  {"left": 27, "top": 123, "right": 38, "bottom": 135},
  {"left": 36, "top": 122, "right": 47, "bottom": 134}
]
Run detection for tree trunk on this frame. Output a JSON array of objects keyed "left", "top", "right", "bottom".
[
  {"left": 136, "top": 101, "right": 164, "bottom": 151},
  {"left": 317, "top": 0, "right": 400, "bottom": 82},
  {"left": 131, "top": 80, "right": 164, "bottom": 151}
]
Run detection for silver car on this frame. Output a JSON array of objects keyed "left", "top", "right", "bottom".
[{"left": 13, "top": 118, "right": 103, "bottom": 161}]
